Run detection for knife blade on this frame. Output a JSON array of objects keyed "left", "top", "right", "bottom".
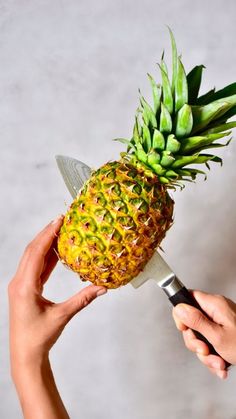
[
  {"left": 55, "top": 154, "right": 230, "bottom": 369},
  {"left": 56, "top": 155, "right": 92, "bottom": 198}
]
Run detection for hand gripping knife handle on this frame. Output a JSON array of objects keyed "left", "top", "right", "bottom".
[{"left": 162, "top": 275, "right": 231, "bottom": 370}]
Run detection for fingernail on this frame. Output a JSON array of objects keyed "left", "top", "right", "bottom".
[
  {"left": 52, "top": 214, "right": 64, "bottom": 224},
  {"left": 174, "top": 304, "right": 188, "bottom": 319},
  {"left": 96, "top": 288, "right": 107, "bottom": 297}
]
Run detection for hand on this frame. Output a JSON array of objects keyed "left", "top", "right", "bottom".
[
  {"left": 172, "top": 290, "right": 236, "bottom": 380},
  {"left": 8, "top": 216, "right": 107, "bottom": 418}
]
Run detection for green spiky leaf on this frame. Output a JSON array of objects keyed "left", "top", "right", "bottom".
[
  {"left": 168, "top": 26, "right": 178, "bottom": 95},
  {"left": 171, "top": 154, "right": 199, "bottom": 168},
  {"left": 160, "top": 51, "right": 169, "bottom": 74},
  {"left": 147, "top": 150, "right": 161, "bottom": 166},
  {"left": 176, "top": 168, "right": 207, "bottom": 180},
  {"left": 142, "top": 123, "right": 152, "bottom": 151},
  {"left": 191, "top": 95, "right": 236, "bottom": 133},
  {"left": 201, "top": 121, "right": 236, "bottom": 135},
  {"left": 180, "top": 132, "right": 231, "bottom": 153},
  {"left": 193, "top": 154, "right": 222, "bottom": 165},
  {"left": 113, "top": 138, "right": 136, "bottom": 152},
  {"left": 196, "top": 88, "right": 216, "bottom": 105},
  {"left": 211, "top": 105, "right": 236, "bottom": 125},
  {"left": 126, "top": 29, "right": 235, "bottom": 187},
  {"left": 133, "top": 117, "right": 141, "bottom": 146},
  {"left": 206, "top": 82, "right": 236, "bottom": 102},
  {"left": 175, "top": 57, "right": 188, "bottom": 112},
  {"left": 147, "top": 74, "right": 162, "bottom": 114},
  {"left": 165, "top": 169, "right": 179, "bottom": 178},
  {"left": 159, "top": 62, "right": 173, "bottom": 114},
  {"left": 166, "top": 134, "right": 181, "bottom": 153},
  {"left": 152, "top": 129, "right": 165, "bottom": 150},
  {"left": 140, "top": 95, "right": 157, "bottom": 128},
  {"left": 135, "top": 145, "right": 148, "bottom": 164},
  {"left": 160, "top": 150, "right": 175, "bottom": 167},
  {"left": 187, "top": 65, "right": 205, "bottom": 104},
  {"left": 152, "top": 163, "right": 166, "bottom": 175},
  {"left": 187, "top": 140, "right": 231, "bottom": 154},
  {"left": 160, "top": 103, "right": 172, "bottom": 133},
  {"left": 159, "top": 176, "right": 170, "bottom": 184},
  {"left": 175, "top": 104, "right": 193, "bottom": 138}
]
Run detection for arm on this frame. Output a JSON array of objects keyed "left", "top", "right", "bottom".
[
  {"left": 11, "top": 357, "right": 69, "bottom": 419},
  {"left": 172, "top": 290, "right": 236, "bottom": 380},
  {"left": 8, "top": 215, "right": 107, "bottom": 419}
]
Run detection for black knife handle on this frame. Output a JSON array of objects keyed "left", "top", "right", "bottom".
[{"left": 169, "top": 287, "right": 231, "bottom": 370}]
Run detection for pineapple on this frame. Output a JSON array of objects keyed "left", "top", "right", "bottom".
[{"left": 57, "top": 30, "right": 236, "bottom": 289}]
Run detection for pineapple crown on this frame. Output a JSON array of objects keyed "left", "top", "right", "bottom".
[{"left": 116, "top": 28, "right": 236, "bottom": 187}]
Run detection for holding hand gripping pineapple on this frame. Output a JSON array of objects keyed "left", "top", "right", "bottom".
[{"left": 57, "top": 30, "right": 236, "bottom": 288}]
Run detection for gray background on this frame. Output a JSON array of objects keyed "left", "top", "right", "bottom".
[{"left": 1, "top": 0, "right": 236, "bottom": 418}]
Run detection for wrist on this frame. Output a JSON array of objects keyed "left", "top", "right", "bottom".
[
  {"left": 10, "top": 350, "right": 50, "bottom": 383},
  {"left": 10, "top": 353, "right": 70, "bottom": 418}
]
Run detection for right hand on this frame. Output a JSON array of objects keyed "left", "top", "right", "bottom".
[{"left": 172, "top": 290, "right": 236, "bottom": 379}]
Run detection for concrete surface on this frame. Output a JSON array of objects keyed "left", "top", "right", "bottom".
[{"left": 1, "top": 0, "right": 236, "bottom": 418}]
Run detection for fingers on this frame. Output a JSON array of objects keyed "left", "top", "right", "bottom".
[
  {"left": 173, "top": 303, "right": 221, "bottom": 346},
  {"left": 196, "top": 353, "right": 227, "bottom": 379},
  {"left": 56, "top": 284, "right": 107, "bottom": 322},
  {"left": 196, "top": 352, "right": 226, "bottom": 371},
  {"left": 172, "top": 308, "right": 188, "bottom": 331},
  {"left": 40, "top": 245, "right": 59, "bottom": 286},
  {"left": 16, "top": 216, "right": 64, "bottom": 287},
  {"left": 174, "top": 311, "right": 228, "bottom": 379},
  {"left": 182, "top": 328, "right": 209, "bottom": 356},
  {"left": 190, "top": 290, "right": 231, "bottom": 325},
  {"left": 172, "top": 291, "right": 233, "bottom": 379}
]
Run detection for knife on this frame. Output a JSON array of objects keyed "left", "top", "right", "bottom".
[{"left": 56, "top": 154, "right": 230, "bottom": 369}]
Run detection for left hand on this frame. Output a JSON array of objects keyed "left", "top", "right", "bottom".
[
  {"left": 8, "top": 215, "right": 107, "bottom": 368},
  {"left": 8, "top": 216, "right": 107, "bottom": 419}
]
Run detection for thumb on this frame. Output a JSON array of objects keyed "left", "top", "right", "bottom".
[
  {"left": 57, "top": 284, "right": 107, "bottom": 321},
  {"left": 173, "top": 303, "right": 220, "bottom": 343}
]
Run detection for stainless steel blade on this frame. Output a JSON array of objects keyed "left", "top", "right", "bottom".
[
  {"left": 55, "top": 155, "right": 92, "bottom": 198},
  {"left": 131, "top": 250, "right": 183, "bottom": 295}
]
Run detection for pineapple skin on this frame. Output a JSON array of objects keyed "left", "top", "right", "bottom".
[{"left": 57, "top": 161, "right": 174, "bottom": 288}]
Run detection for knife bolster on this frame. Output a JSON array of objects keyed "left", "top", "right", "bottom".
[{"left": 160, "top": 276, "right": 184, "bottom": 298}]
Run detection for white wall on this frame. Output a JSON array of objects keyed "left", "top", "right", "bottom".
[{"left": 1, "top": 1, "right": 236, "bottom": 418}]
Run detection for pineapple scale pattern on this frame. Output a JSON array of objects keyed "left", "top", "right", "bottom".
[{"left": 58, "top": 161, "right": 173, "bottom": 288}]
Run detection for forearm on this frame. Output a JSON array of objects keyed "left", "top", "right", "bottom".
[
  {"left": 11, "top": 355, "right": 69, "bottom": 419},
  {"left": 8, "top": 218, "right": 106, "bottom": 418}
]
